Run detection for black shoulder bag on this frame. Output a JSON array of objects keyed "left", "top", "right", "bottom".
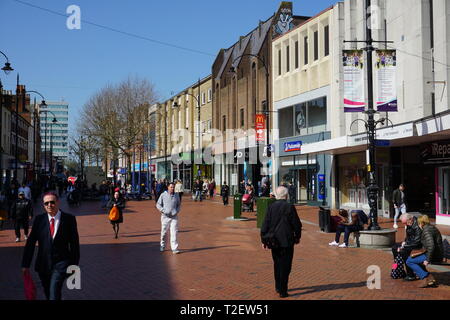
[{"left": 261, "top": 206, "right": 288, "bottom": 249}]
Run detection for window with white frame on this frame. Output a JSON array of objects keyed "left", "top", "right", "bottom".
[
  {"left": 185, "top": 108, "right": 189, "bottom": 128},
  {"left": 207, "top": 88, "right": 212, "bottom": 102},
  {"left": 201, "top": 92, "right": 206, "bottom": 105}
]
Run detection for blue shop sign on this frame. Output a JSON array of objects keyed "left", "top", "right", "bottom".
[{"left": 284, "top": 141, "right": 302, "bottom": 152}]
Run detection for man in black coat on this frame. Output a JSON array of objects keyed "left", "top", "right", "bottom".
[
  {"left": 21, "top": 192, "right": 80, "bottom": 300},
  {"left": 9, "top": 191, "right": 33, "bottom": 242},
  {"left": 261, "top": 186, "right": 302, "bottom": 298},
  {"left": 392, "top": 213, "right": 422, "bottom": 280}
]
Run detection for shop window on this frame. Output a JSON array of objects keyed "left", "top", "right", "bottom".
[
  {"left": 278, "top": 106, "right": 294, "bottom": 138},
  {"left": 308, "top": 97, "right": 327, "bottom": 128}
]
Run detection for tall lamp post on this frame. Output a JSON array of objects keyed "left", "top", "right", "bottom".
[
  {"left": 229, "top": 53, "right": 271, "bottom": 189},
  {"left": 0, "top": 50, "right": 14, "bottom": 190},
  {"left": 27, "top": 90, "right": 46, "bottom": 181},
  {"left": 344, "top": 0, "right": 394, "bottom": 230}
]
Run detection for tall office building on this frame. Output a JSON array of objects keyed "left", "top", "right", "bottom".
[{"left": 39, "top": 101, "right": 69, "bottom": 167}]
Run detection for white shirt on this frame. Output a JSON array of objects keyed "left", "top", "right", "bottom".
[{"left": 48, "top": 210, "right": 62, "bottom": 240}]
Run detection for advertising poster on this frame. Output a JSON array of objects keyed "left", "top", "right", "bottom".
[
  {"left": 375, "top": 50, "right": 397, "bottom": 112},
  {"left": 343, "top": 50, "right": 365, "bottom": 112}
]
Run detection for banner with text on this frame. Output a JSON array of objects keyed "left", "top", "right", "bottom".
[
  {"left": 375, "top": 50, "right": 397, "bottom": 112},
  {"left": 343, "top": 50, "right": 365, "bottom": 112}
]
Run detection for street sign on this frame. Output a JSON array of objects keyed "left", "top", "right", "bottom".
[
  {"left": 375, "top": 139, "right": 390, "bottom": 147},
  {"left": 255, "top": 114, "right": 266, "bottom": 142}
]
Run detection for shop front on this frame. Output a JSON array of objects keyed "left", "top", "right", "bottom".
[
  {"left": 277, "top": 135, "right": 331, "bottom": 206},
  {"left": 422, "top": 140, "right": 450, "bottom": 226}
]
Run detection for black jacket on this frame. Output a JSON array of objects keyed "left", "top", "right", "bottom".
[
  {"left": 261, "top": 200, "right": 302, "bottom": 248},
  {"left": 10, "top": 198, "right": 33, "bottom": 220},
  {"left": 193, "top": 182, "right": 202, "bottom": 192},
  {"left": 221, "top": 185, "right": 230, "bottom": 197},
  {"left": 404, "top": 216, "right": 422, "bottom": 250},
  {"left": 392, "top": 189, "right": 406, "bottom": 207},
  {"left": 106, "top": 198, "right": 125, "bottom": 224},
  {"left": 421, "top": 224, "right": 444, "bottom": 263},
  {"left": 22, "top": 211, "right": 80, "bottom": 274}
]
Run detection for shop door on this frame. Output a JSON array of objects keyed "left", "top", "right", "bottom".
[{"left": 290, "top": 169, "right": 307, "bottom": 203}]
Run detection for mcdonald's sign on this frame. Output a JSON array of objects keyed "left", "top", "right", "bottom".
[{"left": 255, "top": 114, "right": 266, "bottom": 142}]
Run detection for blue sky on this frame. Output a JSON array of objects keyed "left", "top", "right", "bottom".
[{"left": 0, "top": 0, "right": 338, "bottom": 136}]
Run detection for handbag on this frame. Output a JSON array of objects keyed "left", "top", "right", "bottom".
[
  {"left": 390, "top": 254, "right": 406, "bottom": 279},
  {"left": 261, "top": 213, "right": 286, "bottom": 250},
  {"left": 23, "top": 271, "right": 36, "bottom": 300},
  {"left": 410, "top": 248, "right": 427, "bottom": 258},
  {"left": 108, "top": 206, "right": 120, "bottom": 221}
]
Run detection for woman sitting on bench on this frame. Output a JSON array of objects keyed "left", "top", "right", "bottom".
[{"left": 329, "top": 209, "right": 359, "bottom": 248}]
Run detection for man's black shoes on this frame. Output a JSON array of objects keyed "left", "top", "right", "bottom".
[{"left": 279, "top": 292, "right": 289, "bottom": 298}]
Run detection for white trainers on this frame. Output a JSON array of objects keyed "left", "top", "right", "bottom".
[
  {"left": 160, "top": 246, "right": 164, "bottom": 252},
  {"left": 393, "top": 224, "right": 398, "bottom": 229},
  {"left": 172, "top": 250, "right": 180, "bottom": 254},
  {"left": 338, "top": 243, "right": 348, "bottom": 248},
  {"left": 15, "top": 238, "right": 20, "bottom": 242},
  {"left": 328, "top": 241, "right": 339, "bottom": 246},
  {"left": 24, "top": 235, "right": 28, "bottom": 240}
]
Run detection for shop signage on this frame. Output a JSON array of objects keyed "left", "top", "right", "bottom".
[
  {"left": 374, "top": 139, "right": 390, "bottom": 147},
  {"left": 255, "top": 114, "right": 266, "bottom": 142},
  {"left": 284, "top": 141, "right": 302, "bottom": 152},
  {"left": 422, "top": 140, "right": 450, "bottom": 164}
]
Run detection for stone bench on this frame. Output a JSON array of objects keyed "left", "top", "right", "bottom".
[{"left": 351, "top": 229, "right": 397, "bottom": 249}]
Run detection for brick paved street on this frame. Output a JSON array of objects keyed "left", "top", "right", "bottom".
[{"left": 1, "top": 195, "right": 450, "bottom": 300}]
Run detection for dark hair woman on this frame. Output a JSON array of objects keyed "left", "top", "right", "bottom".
[{"left": 106, "top": 191, "right": 125, "bottom": 239}]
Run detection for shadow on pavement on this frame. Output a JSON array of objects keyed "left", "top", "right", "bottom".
[
  {"left": 288, "top": 281, "right": 368, "bottom": 297},
  {"left": 0, "top": 241, "right": 177, "bottom": 300},
  {"left": 181, "top": 245, "right": 239, "bottom": 253},
  {"left": 433, "top": 272, "right": 450, "bottom": 287}
]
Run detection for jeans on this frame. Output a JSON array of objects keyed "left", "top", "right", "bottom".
[
  {"left": 101, "top": 194, "right": 109, "bottom": 207},
  {"left": 39, "top": 261, "right": 69, "bottom": 300},
  {"left": 335, "top": 224, "right": 359, "bottom": 246},
  {"left": 223, "top": 196, "right": 229, "bottom": 205},
  {"left": 406, "top": 254, "right": 429, "bottom": 280},
  {"left": 194, "top": 191, "right": 202, "bottom": 201},
  {"left": 394, "top": 204, "right": 406, "bottom": 223}
]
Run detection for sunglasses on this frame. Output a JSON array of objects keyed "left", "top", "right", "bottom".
[{"left": 44, "top": 201, "right": 56, "bottom": 206}]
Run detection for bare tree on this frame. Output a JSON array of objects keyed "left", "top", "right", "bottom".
[{"left": 79, "top": 76, "right": 158, "bottom": 184}]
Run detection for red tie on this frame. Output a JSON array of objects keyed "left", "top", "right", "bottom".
[{"left": 50, "top": 218, "right": 55, "bottom": 238}]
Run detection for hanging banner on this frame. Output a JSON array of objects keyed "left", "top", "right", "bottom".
[
  {"left": 255, "top": 114, "right": 266, "bottom": 142},
  {"left": 375, "top": 50, "right": 397, "bottom": 112},
  {"left": 343, "top": 50, "right": 365, "bottom": 112}
]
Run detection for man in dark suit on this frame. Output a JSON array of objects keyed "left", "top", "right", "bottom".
[
  {"left": 21, "top": 192, "right": 80, "bottom": 300},
  {"left": 261, "top": 186, "right": 302, "bottom": 298}
]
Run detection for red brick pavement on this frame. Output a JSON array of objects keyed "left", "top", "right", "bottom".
[{"left": 1, "top": 195, "right": 449, "bottom": 300}]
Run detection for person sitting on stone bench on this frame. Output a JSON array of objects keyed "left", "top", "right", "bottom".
[
  {"left": 405, "top": 215, "right": 443, "bottom": 288},
  {"left": 329, "top": 209, "right": 359, "bottom": 248},
  {"left": 392, "top": 213, "right": 423, "bottom": 281}
]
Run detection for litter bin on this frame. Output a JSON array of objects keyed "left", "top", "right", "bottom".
[
  {"left": 257, "top": 197, "right": 276, "bottom": 228},
  {"left": 318, "top": 206, "right": 331, "bottom": 233},
  {"left": 233, "top": 194, "right": 243, "bottom": 219}
]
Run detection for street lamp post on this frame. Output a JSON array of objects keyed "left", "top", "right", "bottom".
[
  {"left": 0, "top": 50, "right": 14, "bottom": 190},
  {"left": 38, "top": 108, "right": 56, "bottom": 177},
  {"left": 345, "top": 0, "right": 394, "bottom": 230}
]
